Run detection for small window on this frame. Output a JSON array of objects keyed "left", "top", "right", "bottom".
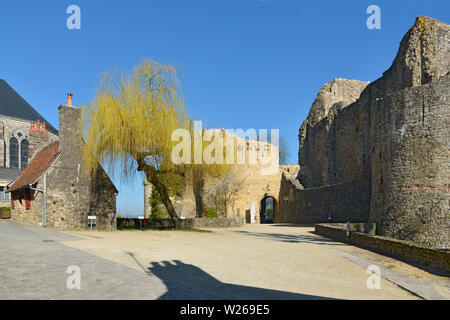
[
  {"left": 9, "top": 137, "right": 19, "bottom": 168},
  {"left": 20, "top": 139, "right": 29, "bottom": 169}
]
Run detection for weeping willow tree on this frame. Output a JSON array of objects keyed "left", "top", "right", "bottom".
[{"left": 81, "top": 59, "right": 229, "bottom": 228}]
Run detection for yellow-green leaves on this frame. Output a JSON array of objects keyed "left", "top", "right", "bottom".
[{"left": 81, "top": 58, "right": 189, "bottom": 184}]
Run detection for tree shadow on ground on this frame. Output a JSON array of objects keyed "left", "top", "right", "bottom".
[
  {"left": 149, "top": 260, "right": 336, "bottom": 300},
  {"left": 233, "top": 230, "right": 342, "bottom": 246},
  {"left": 125, "top": 253, "right": 335, "bottom": 300}
]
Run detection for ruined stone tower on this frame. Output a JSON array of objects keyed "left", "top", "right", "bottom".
[{"left": 287, "top": 16, "right": 450, "bottom": 249}]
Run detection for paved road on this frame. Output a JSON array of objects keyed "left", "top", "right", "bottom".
[
  {"left": 0, "top": 220, "right": 214, "bottom": 299},
  {"left": 62, "top": 224, "right": 443, "bottom": 300},
  {"left": 2, "top": 220, "right": 448, "bottom": 299}
]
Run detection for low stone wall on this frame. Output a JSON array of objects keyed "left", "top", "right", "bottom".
[
  {"left": 331, "top": 222, "right": 376, "bottom": 235},
  {"left": 117, "top": 217, "right": 244, "bottom": 229},
  {"left": 315, "top": 224, "right": 450, "bottom": 273}
]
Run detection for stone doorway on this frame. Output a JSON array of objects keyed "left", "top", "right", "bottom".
[{"left": 259, "top": 196, "right": 276, "bottom": 223}]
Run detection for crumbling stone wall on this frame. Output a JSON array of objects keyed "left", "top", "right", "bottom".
[
  {"left": 369, "top": 74, "right": 450, "bottom": 248},
  {"left": 168, "top": 135, "right": 283, "bottom": 223},
  {"left": 293, "top": 16, "right": 449, "bottom": 248},
  {"left": 298, "top": 79, "right": 370, "bottom": 187},
  {"left": 175, "top": 163, "right": 283, "bottom": 223}
]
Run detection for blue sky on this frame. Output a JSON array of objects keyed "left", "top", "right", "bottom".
[{"left": 1, "top": 0, "right": 448, "bottom": 216}]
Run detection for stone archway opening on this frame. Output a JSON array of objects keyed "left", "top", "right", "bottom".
[{"left": 259, "top": 196, "right": 276, "bottom": 224}]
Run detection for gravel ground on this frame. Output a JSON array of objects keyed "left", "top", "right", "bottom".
[
  {"left": 4, "top": 220, "right": 448, "bottom": 300},
  {"left": 61, "top": 223, "right": 438, "bottom": 300}
]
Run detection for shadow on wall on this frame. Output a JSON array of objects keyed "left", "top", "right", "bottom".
[{"left": 125, "top": 253, "right": 334, "bottom": 300}]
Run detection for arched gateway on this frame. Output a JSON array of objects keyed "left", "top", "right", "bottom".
[{"left": 259, "top": 196, "right": 277, "bottom": 223}]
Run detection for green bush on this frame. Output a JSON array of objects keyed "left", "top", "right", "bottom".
[
  {"left": 205, "top": 208, "right": 218, "bottom": 218},
  {"left": 0, "top": 207, "right": 11, "bottom": 211},
  {"left": 150, "top": 188, "right": 170, "bottom": 219}
]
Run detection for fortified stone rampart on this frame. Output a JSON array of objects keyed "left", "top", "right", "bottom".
[
  {"left": 279, "top": 177, "right": 371, "bottom": 224},
  {"left": 290, "top": 16, "right": 449, "bottom": 248},
  {"left": 298, "top": 79, "right": 371, "bottom": 188},
  {"left": 160, "top": 132, "right": 283, "bottom": 223},
  {"left": 369, "top": 74, "right": 450, "bottom": 248}
]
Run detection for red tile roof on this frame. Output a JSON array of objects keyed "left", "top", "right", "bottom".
[{"left": 8, "top": 142, "right": 60, "bottom": 192}]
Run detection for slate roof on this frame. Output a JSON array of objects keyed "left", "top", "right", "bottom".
[
  {"left": 0, "top": 79, "right": 58, "bottom": 135},
  {"left": 0, "top": 167, "right": 21, "bottom": 182},
  {"left": 7, "top": 142, "right": 60, "bottom": 192}
]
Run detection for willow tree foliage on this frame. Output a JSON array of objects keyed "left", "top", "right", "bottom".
[
  {"left": 81, "top": 59, "right": 229, "bottom": 228},
  {"left": 202, "top": 170, "right": 245, "bottom": 217}
]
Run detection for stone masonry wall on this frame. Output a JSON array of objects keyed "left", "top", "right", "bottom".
[
  {"left": 50, "top": 105, "right": 117, "bottom": 230},
  {"left": 11, "top": 105, "right": 117, "bottom": 230},
  {"left": 298, "top": 79, "right": 370, "bottom": 188},
  {"left": 315, "top": 224, "right": 450, "bottom": 273},
  {"left": 117, "top": 217, "right": 244, "bottom": 229},
  {"left": 0, "top": 116, "right": 57, "bottom": 169},
  {"left": 295, "top": 16, "right": 449, "bottom": 248},
  {"left": 369, "top": 74, "right": 450, "bottom": 248},
  {"left": 278, "top": 177, "right": 371, "bottom": 224},
  {"left": 166, "top": 134, "right": 283, "bottom": 223}
]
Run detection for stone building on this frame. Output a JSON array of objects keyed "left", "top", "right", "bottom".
[
  {"left": 0, "top": 79, "right": 58, "bottom": 206},
  {"left": 160, "top": 16, "right": 449, "bottom": 249},
  {"left": 7, "top": 98, "right": 118, "bottom": 230},
  {"left": 145, "top": 131, "right": 285, "bottom": 224},
  {"left": 280, "top": 16, "right": 450, "bottom": 249}
]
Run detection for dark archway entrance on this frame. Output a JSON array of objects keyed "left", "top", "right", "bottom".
[{"left": 259, "top": 196, "right": 276, "bottom": 223}]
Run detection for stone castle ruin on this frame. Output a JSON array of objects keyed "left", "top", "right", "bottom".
[
  {"left": 281, "top": 16, "right": 449, "bottom": 249},
  {"left": 1, "top": 16, "right": 446, "bottom": 247},
  {"left": 165, "top": 16, "right": 449, "bottom": 249},
  {"left": 145, "top": 133, "right": 283, "bottom": 224}
]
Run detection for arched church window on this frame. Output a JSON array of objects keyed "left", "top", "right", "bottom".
[
  {"left": 20, "top": 139, "right": 29, "bottom": 169},
  {"left": 10, "top": 137, "right": 19, "bottom": 168}
]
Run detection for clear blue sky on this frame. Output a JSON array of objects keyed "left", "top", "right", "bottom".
[{"left": 1, "top": 0, "right": 448, "bottom": 216}]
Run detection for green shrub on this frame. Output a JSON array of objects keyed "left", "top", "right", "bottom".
[
  {"left": 150, "top": 188, "right": 170, "bottom": 219},
  {"left": 205, "top": 208, "right": 218, "bottom": 218},
  {"left": 0, "top": 207, "right": 11, "bottom": 211}
]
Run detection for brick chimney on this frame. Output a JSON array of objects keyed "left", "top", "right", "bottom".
[
  {"left": 29, "top": 120, "right": 48, "bottom": 136},
  {"left": 58, "top": 97, "right": 82, "bottom": 165},
  {"left": 29, "top": 121, "right": 36, "bottom": 135},
  {"left": 67, "top": 93, "right": 73, "bottom": 106},
  {"left": 28, "top": 119, "right": 50, "bottom": 160},
  {"left": 41, "top": 122, "right": 48, "bottom": 135}
]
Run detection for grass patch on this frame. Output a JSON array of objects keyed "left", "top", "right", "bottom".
[{"left": 117, "top": 225, "right": 212, "bottom": 233}]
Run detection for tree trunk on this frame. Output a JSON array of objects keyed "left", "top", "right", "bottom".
[
  {"left": 137, "top": 158, "right": 181, "bottom": 229},
  {"left": 149, "top": 173, "right": 181, "bottom": 229},
  {"left": 192, "top": 167, "right": 204, "bottom": 218}
]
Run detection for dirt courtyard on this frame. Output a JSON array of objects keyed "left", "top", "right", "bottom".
[{"left": 59, "top": 223, "right": 450, "bottom": 300}]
